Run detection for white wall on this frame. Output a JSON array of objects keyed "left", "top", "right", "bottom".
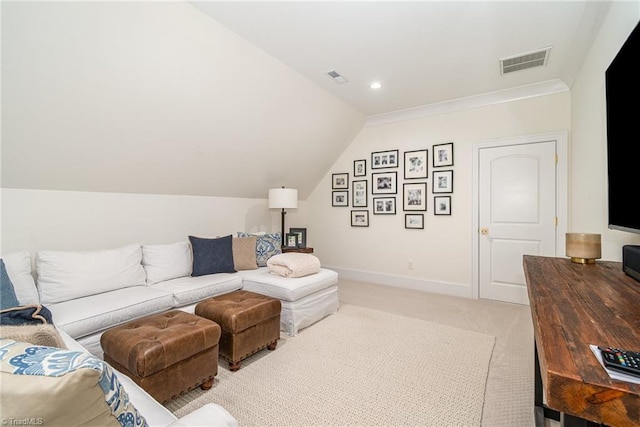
[
  {"left": 569, "top": 1, "right": 640, "bottom": 257},
  {"left": 0, "top": 189, "right": 307, "bottom": 256},
  {"left": 307, "top": 93, "right": 571, "bottom": 297}
]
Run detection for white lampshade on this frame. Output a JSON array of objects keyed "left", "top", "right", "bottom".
[{"left": 269, "top": 188, "right": 298, "bottom": 209}]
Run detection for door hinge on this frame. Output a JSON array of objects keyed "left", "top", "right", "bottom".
[
  {"left": 555, "top": 154, "right": 558, "bottom": 164},
  {"left": 555, "top": 217, "right": 558, "bottom": 226}
]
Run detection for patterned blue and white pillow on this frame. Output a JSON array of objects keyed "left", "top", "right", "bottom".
[
  {"left": 237, "top": 232, "right": 282, "bottom": 267},
  {"left": 0, "top": 339, "right": 147, "bottom": 426}
]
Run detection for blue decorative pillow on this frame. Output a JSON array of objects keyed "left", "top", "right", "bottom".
[
  {"left": 237, "top": 232, "right": 282, "bottom": 267},
  {"left": 188, "top": 235, "right": 237, "bottom": 277},
  {"left": 0, "top": 339, "right": 147, "bottom": 426},
  {"left": 1, "top": 259, "right": 20, "bottom": 310}
]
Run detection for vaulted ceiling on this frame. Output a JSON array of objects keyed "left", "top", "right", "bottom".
[{"left": 1, "top": 1, "right": 610, "bottom": 200}]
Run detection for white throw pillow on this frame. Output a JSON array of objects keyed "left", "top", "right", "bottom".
[
  {"left": 36, "top": 245, "right": 146, "bottom": 305},
  {"left": 1, "top": 251, "right": 39, "bottom": 305},
  {"left": 141, "top": 241, "right": 192, "bottom": 285}
]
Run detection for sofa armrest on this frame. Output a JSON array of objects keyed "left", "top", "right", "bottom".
[{"left": 168, "top": 404, "right": 238, "bottom": 427}]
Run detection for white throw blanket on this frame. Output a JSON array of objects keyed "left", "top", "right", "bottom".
[{"left": 267, "top": 253, "right": 321, "bottom": 278}]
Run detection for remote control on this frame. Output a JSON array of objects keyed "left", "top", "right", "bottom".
[{"left": 599, "top": 347, "right": 640, "bottom": 378}]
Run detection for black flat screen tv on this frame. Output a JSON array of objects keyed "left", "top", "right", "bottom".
[{"left": 606, "top": 20, "right": 640, "bottom": 234}]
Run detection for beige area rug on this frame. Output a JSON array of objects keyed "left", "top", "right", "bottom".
[{"left": 165, "top": 304, "right": 496, "bottom": 426}]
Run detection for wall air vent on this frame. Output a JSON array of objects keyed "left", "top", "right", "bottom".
[
  {"left": 326, "top": 69, "right": 348, "bottom": 84},
  {"left": 500, "top": 47, "right": 551, "bottom": 75}
]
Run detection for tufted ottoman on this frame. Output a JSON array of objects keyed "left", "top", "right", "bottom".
[
  {"left": 100, "top": 310, "right": 221, "bottom": 404},
  {"left": 195, "top": 290, "right": 281, "bottom": 371}
]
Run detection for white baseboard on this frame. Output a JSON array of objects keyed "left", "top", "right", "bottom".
[{"left": 324, "top": 265, "right": 473, "bottom": 299}]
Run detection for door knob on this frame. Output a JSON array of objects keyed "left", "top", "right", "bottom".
[{"left": 480, "top": 228, "right": 489, "bottom": 235}]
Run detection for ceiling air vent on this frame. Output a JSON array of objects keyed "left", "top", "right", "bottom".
[
  {"left": 500, "top": 47, "right": 551, "bottom": 75},
  {"left": 326, "top": 69, "right": 348, "bottom": 84}
]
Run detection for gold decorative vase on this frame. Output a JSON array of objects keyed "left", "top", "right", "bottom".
[{"left": 566, "top": 233, "right": 601, "bottom": 264}]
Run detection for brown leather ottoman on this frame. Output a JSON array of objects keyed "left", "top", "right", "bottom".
[
  {"left": 195, "top": 290, "right": 281, "bottom": 371},
  {"left": 100, "top": 310, "right": 221, "bottom": 404}
]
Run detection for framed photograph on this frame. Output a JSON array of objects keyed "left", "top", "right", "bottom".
[
  {"left": 434, "top": 196, "right": 451, "bottom": 215},
  {"left": 371, "top": 171, "right": 397, "bottom": 194},
  {"left": 353, "top": 159, "right": 366, "bottom": 177},
  {"left": 433, "top": 142, "right": 454, "bottom": 167},
  {"left": 404, "top": 149, "right": 428, "bottom": 179},
  {"left": 285, "top": 233, "right": 299, "bottom": 248},
  {"left": 403, "top": 182, "right": 427, "bottom": 211},
  {"left": 332, "top": 190, "right": 349, "bottom": 206},
  {"left": 351, "top": 210, "right": 369, "bottom": 227},
  {"left": 405, "top": 214, "right": 424, "bottom": 229},
  {"left": 371, "top": 149, "right": 399, "bottom": 169},
  {"left": 332, "top": 173, "right": 349, "bottom": 189},
  {"left": 289, "top": 227, "right": 307, "bottom": 248},
  {"left": 352, "top": 180, "right": 368, "bottom": 207},
  {"left": 432, "top": 170, "right": 453, "bottom": 193},
  {"left": 373, "top": 197, "right": 396, "bottom": 215}
]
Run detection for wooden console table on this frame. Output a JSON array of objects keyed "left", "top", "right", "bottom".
[{"left": 523, "top": 255, "right": 640, "bottom": 427}]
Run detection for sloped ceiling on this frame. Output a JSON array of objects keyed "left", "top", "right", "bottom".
[
  {"left": 1, "top": 1, "right": 365, "bottom": 200},
  {"left": 191, "top": 1, "right": 610, "bottom": 116},
  {"left": 1, "top": 1, "right": 611, "bottom": 200}
]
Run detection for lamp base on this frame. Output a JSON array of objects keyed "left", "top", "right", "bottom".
[{"left": 570, "top": 257, "right": 597, "bottom": 264}]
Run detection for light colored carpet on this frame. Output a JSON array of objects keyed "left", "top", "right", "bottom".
[{"left": 166, "top": 303, "right": 496, "bottom": 426}]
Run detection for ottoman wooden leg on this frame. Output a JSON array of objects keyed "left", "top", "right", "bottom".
[
  {"left": 201, "top": 378, "right": 214, "bottom": 390},
  {"left": 267, "top": 340, "right": 277, "bottom": 351},
  {"left": 229, "top": 361, "right": 241, "bottom": 371}
]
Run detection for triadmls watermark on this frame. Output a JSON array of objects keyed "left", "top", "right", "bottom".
[{"left": 1, "top": 419, "right": 44, "bottom": 426}]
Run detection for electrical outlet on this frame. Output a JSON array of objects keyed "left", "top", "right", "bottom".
[{"left": 408, "top": 260, "right": 414, "bottom": 270}]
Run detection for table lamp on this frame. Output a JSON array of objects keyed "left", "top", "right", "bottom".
[{"left": 269, "top": 187, "right": 298, "bottom": 246}]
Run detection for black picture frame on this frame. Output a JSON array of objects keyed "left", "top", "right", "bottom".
[
  {"left": 403, "top": 182, "right": 428, "bottom": 211},
  {"left": 373, "top": 197, "right": 396, "bottom": 215},
  {"left": 289, "top": 227, "right": 307, "bottom": 248},
  {"left": 434, "top": 196, "right": 451, "bottom": 215},
  {"left": 354, "top": 159, "right": 366, "bottom": 177},
  {"left": 371, "top": 149, "right": 399, "bottom": 169},
  {"left": 405, "top": 214, "right": 424, "bottom": 229},
  {"left": 352, "top": 180, "right": 368, "bottom": 207},
  {"left": 432, "top": 170, "right": 453, "bottom": 193},
  {"left": 351, "top": 210, "right": 369, "bottom": 227},
  {"left": 372, "top": 171, "right": 397, "bottom": 194},
  {"left": 332, "top": 173, "right": 349, "bottom": 189},
  {"left": 332, "top": 190, "right": 349, "bottom": 206},
  {"left": 433, "top": 142, "right": 454, "bottom": 167},
  {"left": 285, "top": 233, "right": 299, "bottom": 248},
  {"left": 404, "top": 149, "right": 428, "bottom": 179}
]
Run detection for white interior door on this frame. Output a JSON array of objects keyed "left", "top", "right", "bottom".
[{"left": 478, "top": 140, "right": 557, "bottom": 304}]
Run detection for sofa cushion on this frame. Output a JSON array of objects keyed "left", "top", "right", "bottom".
[
  {"left": 142, "top": 241, "right": 192, "bottom": 285},
  {"left": 0, "top": 339, "right": 147, "bottom": 427},
  {"left": 48, "top": 286, "right": 174, "bottom": 339},
  {"left": 189, "top": 235, "right": 236, "bottom": 276},
  {"left": 1, "top": 251, "right": 39, "bottom": 305},
  {"left": 232, "top": 236, "right": 258, "bottom": 271},
  {"left": 36, "top": 245, "right": 146, "bottom": 305},
  {"left": 237, "top": 232, "right": 282, "bottom": 267},
  {"left": 0, "top": 259, "right": 20, "bottom": 309},
  {"left": 150, "top": 273, "right": 243, "bottom": 306},
  {"left": 239, "top": 267, "right": 339, "bottom": 302}
]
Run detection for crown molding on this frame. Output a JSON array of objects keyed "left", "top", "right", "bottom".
[{"left": 364, "top": 79, "right": 570, "bottom": 127}]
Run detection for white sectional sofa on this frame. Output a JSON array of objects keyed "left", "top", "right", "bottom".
[{"left": 1, "top": 236, "right": 338, "bottom": 426}]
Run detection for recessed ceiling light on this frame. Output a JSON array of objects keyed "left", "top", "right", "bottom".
[{"left": 369, "top": 81, "right": 383, "bottom": 90}]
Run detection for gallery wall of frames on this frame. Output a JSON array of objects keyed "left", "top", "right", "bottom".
[{"left": 331, "top": 143, "right": 455, "bottom": 229}]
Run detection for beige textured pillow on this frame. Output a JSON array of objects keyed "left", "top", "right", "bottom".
[
  {"left": 232, "top": 236, "right": 258, "bottom": 270},
  {"left": 0, "top": 324, "right": 65, "bottom": 348}
]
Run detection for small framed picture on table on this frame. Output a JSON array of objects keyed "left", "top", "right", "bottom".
[{"left": 285, "top": 233, "right": 299, "bottom": 248}]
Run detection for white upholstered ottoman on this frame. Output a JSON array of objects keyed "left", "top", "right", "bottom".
[{"left": 238, "top": 267, "right": 338, "bottom": 336}]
